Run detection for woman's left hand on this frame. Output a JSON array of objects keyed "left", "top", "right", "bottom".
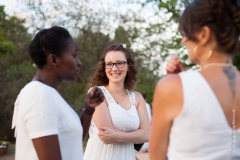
[
  {"left": 85, "top": 86, "right": 105, "bottom": 109},
  {"left": 98, "top": 126, "right": 119, "bottom": 144}
]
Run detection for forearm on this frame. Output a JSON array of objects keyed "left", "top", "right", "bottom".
[
  {"left": 80, "top": 103, "right": 95, "bottom": 141},
  {"left": 149, "top": 143, "right": 168, "bottom": 160},
  {"left": 115, "top": 128, "right": 149, "bottom": 144},
  {"left": 149, "top": 151, "right": 168, "bottom": 160}
]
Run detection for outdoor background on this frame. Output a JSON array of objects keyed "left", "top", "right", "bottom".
[{"left": 0, "top": 0, "right": 240, "bottom": 145}]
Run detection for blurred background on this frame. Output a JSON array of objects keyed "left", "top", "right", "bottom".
[{"left": 0, "top": 0, "right": 239, "bottom": 144}]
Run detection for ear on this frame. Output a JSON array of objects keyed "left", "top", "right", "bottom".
[
  {"left": 47, "top": 54, "right": 59, "bottom": 67},
  {"left": 198, "top": 26, "right": 211, "bottom": 46}
]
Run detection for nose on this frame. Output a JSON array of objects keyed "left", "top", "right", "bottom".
[
  {"left": 112, "top": 64, "right": 118, "bottom": 70},
  {"left": 77, "top": 57, "right": 82, "bottom": 67}
]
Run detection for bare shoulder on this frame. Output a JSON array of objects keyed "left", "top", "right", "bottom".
[
  {"left": 132, "top": 91, "right": 145, "bottom": 109},
  {"left": 155, "top": 74, "right": 182, "bottom": 95},
  {"left": 134, "top": 91, "right": 144, "bottom": 99},
  {"left": 153, "top": 74, "right": 183, "bottom": 119}
]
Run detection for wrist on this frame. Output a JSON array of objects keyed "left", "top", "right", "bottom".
[
  {"left": 116, "top": 132, "right": 122, "bottom": 143},
  {"left": 82, "top": 103, "right": 95, "bottom": 115}
]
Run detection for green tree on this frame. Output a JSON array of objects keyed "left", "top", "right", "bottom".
[
  {"left": 145, "top": 0, "right": 239, "bottom": 70},
  {"left": 0, "top": 1, "right": 162, "bottom": 142},
  {"left": 0, "top": 6, "right": 32, "bottom": 141}
]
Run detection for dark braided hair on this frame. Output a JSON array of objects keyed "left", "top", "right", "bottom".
[
  {"left": 29, "top": 26, "right": 73, "bottom": 69},
  {"left": 88, "top": 44, "right": 138, "bottom": 90},
  {"left": 179, "top": 0, "right": 240, "bottom": 55}
]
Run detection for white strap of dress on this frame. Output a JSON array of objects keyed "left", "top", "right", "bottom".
[
  {"left": 99, "top": 86, "right": 115, "bottom": 104},
  {"left": 127, "top": 90, "right": 135, "bottom": 107}
]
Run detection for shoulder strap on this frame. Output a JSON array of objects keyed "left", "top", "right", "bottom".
[
  {"left": 127, "top": 90, "right": 135, "bottom": 107},
  {"left": 98, "top": 86, "right": 115, "bottom": 104}
]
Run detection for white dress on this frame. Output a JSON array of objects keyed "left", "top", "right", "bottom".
[
  {"left": 83, "top": 86, "right": 140, "bottom": 160},
  {"left": 167, "top": 70, "right": 240, "bottom": 160}
]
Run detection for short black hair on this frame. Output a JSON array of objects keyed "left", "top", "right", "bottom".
[{"left": 29, "top": 26, "right": 73, "bottom": 69}]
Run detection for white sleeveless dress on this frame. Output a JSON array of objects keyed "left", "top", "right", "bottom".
[
  {"left": 167, "top": 70, "right": 240, "bottom": 160},
  {"left": 83, "top": 86, "right": 140, "bottom": 160}
]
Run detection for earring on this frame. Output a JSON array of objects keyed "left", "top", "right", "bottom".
[
  {"left": 206, "top": 49, "right": 212, "bottom": 59},
  {"left": 193, "top": 45, "right": 201, "bottom": 59},
  {"left": 193, "top": 45, "right": 199, "bottom": 54},
  {"left": 193, "top": 45, "right": 212, "bottom": 60}
]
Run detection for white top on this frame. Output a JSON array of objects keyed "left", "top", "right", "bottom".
[
  {"left": 84, "top": 86, "right": 140, "bottom": 160},
  {"left": 167, "top": 70, "right": 240, "bottom": 160},
  {"left": 145, "top": 102, "right": 152, "bottom": 122},
  {"left": 12, "top": 81, "right": 83, "bottom": 160},
  {"left": 140, "top": 102, "right": 151, "bottom": 151}
]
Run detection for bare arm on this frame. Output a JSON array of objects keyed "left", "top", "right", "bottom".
[
  {"left": 97, "top": 92, "right": 150, "bottom": 144},
  {"left": 80, "top": 103, "right": 95, "bottom": 141},
  {"left": 149, "top": 75, "right": 183, "bottom": 160},
  {"left": 32, "top": 135, "right": 62, "bottom": 160},
  {"left": 80, "top": 87, "right": 104, "bottom": 140}
]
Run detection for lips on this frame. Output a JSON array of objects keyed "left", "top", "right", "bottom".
[
  {"left": 111, "top": 73, "right": 121, "bottom": 76},
  {"left": 76, "top": 70, "right": 80, "bottom": 76}
]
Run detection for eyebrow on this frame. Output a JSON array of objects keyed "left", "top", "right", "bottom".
[{"left": 105, "top": 60, "right": 126, "bottom": 63}]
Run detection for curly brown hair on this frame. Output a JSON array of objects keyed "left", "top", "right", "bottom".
[
  {"left": 179, "top": 0, "right": 240, "bottom": 55},
  {"left": 88, "top": 44, "right": 138, "bottom": 90}
]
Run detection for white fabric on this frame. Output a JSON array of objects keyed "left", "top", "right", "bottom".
[
  {"left": 12, "top": 81, "right": 83, "bottom": 160},
  {"left": 167, "top": 70, "right": 240, "bottom": 160},
  {"left": 83, "top": 86, "right": 140, "bottom": 160},
  {"left": 141, "top": 102, "right": 151, "bottom": 151}
]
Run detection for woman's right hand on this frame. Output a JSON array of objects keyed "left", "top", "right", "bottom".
[{"left": 166, "top": 55, "right": 186, "bottom": 74}]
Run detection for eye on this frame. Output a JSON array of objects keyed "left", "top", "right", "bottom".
[
  {"left": 117, "top": 61, "right": 124, "bottom": 65},
  {"left": 105, "top": 62, "right": 113, "bottom": 67}
]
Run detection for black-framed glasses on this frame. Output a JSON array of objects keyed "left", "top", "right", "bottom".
[{"left": 105, "top": 61, "right": 127, "bottom": 69}]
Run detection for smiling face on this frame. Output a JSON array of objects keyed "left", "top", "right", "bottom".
[
  {"left": 57, "top": 38, "right": 82, "bottom": 81},
  {"left": 104, "top": 51, "right": 128, "bottom": 84}
]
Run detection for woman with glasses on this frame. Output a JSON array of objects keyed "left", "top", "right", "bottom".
[{"left": 83, "top": 44, "right": 150, "bottom": 160}]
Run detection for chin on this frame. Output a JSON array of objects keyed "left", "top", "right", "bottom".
[
  {"left": 188, "top": 56, "right": 197, "bottom": 64},
  {"left": 110, "top": 79, "right": 124, "bottom": 84},
  {"left": 64, "top": 76, "right": 77, "bottom": 82}
]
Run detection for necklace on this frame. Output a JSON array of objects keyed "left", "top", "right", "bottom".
[
  {"left": 111, "top": 90, "right": 126, "bottom": 106},
  {"left": 116, "top": 95, "right": 126, "bottom": 106},
  {"left": 203, "top": 63, "right": 236, "bottom": 69}
]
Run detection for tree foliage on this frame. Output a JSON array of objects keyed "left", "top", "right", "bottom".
[
  {"left": 145, "top": 0, "right": 240, "bottom": 70},
  {"left": 0, "top": 1, "right": 159, "bottom": 141},
  {"left": 0, "top": 6, "right": 33, "bottom": 141}
]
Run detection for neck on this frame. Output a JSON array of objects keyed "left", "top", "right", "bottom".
[
  {"left": 33, "top": 69, "right": 61, "bottom": 89},
  {"left": 105, "top": 82, "right": 126, "bottom": 95},
  {"left": 199, "top": 53, "right": 232, "bottom": 68}
]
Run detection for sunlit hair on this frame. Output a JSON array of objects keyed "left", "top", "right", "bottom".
[
  {"left": 88, "top": 44, "right": 137, "bottom": 90},
  {"left": 179, "top": 0, "right": 240, "bottom": 55}
]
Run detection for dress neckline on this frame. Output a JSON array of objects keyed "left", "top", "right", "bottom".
[{"left": 102, "top": 86, "right": 134, "bottom": 111}]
